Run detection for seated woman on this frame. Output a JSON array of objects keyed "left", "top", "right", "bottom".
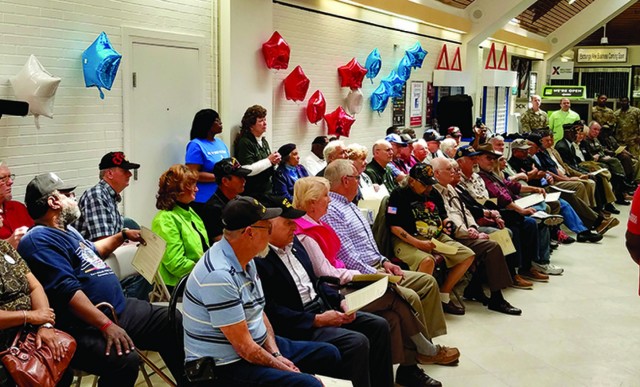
[
  {"left": 0, "top": 214, "right": 69, "bottom": 386},
  {"left": 273, "top": 143, "right": 309, "bottom": 201},
  {"left": 291, "top": 177, "right": 459, "bottom": 370},
  {"left": 152, "top": 164, "right": 209, "bottom": 290}
]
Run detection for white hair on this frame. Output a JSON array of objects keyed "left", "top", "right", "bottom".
[
  {"left": 323, "top": 140, "right": 346, "bottom": 161},
  {"left": 440, "top": 138, "right": 457, "bottom": 154},
  {"left": 324, "top": 159, "right": 355, "bottom": 189}
]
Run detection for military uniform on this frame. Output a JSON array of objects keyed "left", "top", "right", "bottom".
[
  {"left": 615, "top": 106, "right": 640, "bottom": 157},
  {"left": 592, "top": 106, "right": 615, "bottom": 127},
  {"left": 520, "top": 108, "right": 548, "bottom": 133}
]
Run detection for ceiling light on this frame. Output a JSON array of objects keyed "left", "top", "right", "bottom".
[
  {"left": 601, "top": 23, "right": 609, "bottom": 45},
  {"left": 568, "top": 0, "right": 576, "bottom": 4}
]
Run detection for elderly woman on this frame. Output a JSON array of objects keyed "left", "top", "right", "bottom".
[
  {"left": 185, "top": 109, "right": 229, "bottom": 214},
  {"left": 346, "top": 143, "right": 381, "bottom": 199},
  {"left": 151, "top": 164, "right": 209, "bottom": 289},
  {"left": 0, "top": 214, "right": 69, "bottom": 385},
  {"left": 273, "top": 143, "right": 309, "bottom": 201},
  {"left": 291, "top": 177, "right": 459, "bottom": 372},
  {"left": 234, "top": 105, "right": 281, "bottom": 197}
]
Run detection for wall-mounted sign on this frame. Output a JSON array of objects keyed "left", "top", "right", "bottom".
[
  {"left": 550, "top": 61, "right": 574, "bottom": 80},
  {"left": 410, "top": 81, "right": 423, "bottom": 127},
  {"left": 576, "top": 48, "right": 627, "bottom": 63},
  {"left": 542, "top": 85, "right": 586, "bottom": 99},
  {"left": 392, "top": 84, "right": 406, "bottom": 127}
]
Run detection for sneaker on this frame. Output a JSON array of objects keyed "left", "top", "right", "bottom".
[
  {"left": 520, "top": 267, "right": 549, "bottom": 282},
  {"left": 511, "top": 274, "right": 533, "bottom": 289},
  {"left": 396, "top": 365, "right": 442, "bottom": 387},
  {"left": 550, "top": 239, "right": 559, "bottom": 250},
  {"left": 556, "top": 230, "right": 575, "bottom": 244},
  {"left": 530, "top": 211, "right": 564, "bottom": 226},
  {"left": 415, "top": 345, "right": 460, "bottom": 366},
  {"left": 577, "top": 230, "right": 603, "bottom": 243},
  {"left": 596, "top": 217, "right": 620, "bottom": 235},
  {"left": 532, "top": 262, "right": 564, "bottom": 275}
]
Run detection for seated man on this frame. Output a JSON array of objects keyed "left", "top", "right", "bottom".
[
  {"left": 256, "top": 197, "right": 398, "bottom": 387},
  {"left": 315, "top": 140, "right": 348, "bottom": 177},
  {"left": 322, "top": 160, "right": 449, "bottom": 343},
  {"left": 0, "top": 162, "right": 33, "bottom": 248},
  {"left": 598, "top": 123, "right": 640, "bottom": 183},
  {"left": 183, "top": 196, "right": 340, "bottom": 386},
  {"left": 304, "top": 136, "right": 329, "bottom": 176},
  {"left": 18, "top": 173, "right": 186, "bottom": 385},
  {"left": 423, "top": 129, "right": 446, "bottom": 162},
  {"left": 431, "top": 157, "right": 521, "bottom": 315},
  {"left": 200, "top": 157, "right": 250, "bottom": 242},
  {"left": 365, "top": 140, "right": 400, "bottom": 192},
  {"left": 386, "top": 163, "right": 475, "bottom": 315}
]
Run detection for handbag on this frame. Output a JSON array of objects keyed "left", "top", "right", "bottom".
[{"left": 0, "top": 327, "right": 77, "bottom": 387}]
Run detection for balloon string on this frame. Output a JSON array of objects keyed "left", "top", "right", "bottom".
[
  {"left": 98, "top": 87, "right": 105, "bottom": 100},
  {"left": 34, "top": 115, "right": 41, "bottom": 130}
]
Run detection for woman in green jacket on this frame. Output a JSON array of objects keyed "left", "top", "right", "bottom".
[{"left": 152, "top": 164, "right": 209, "bottom": 289}]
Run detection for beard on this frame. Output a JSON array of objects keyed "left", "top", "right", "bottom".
[
  {"left": 61, "top": 202, "right": 81, "bottom": 226},
  {"left": 255, "top": 245, "right": 270, "bottom": 258}
]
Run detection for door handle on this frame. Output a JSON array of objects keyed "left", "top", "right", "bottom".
[{"left": 133, "top": 169, "right": 138, "bottom": 181}]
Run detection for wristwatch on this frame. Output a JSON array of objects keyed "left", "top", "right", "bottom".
[
  {"left": 272, "top": 351, "right": 282, "bottom": 358},
  {"left": 121, "top": 228, "right": 129, "bottom": 243},
  {"left": 40, "top": 323, "right": 54, "bottom": 329}
]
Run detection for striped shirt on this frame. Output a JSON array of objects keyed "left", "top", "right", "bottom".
[
  {"left": 321, "top": 192, "right": 385, "bottom": 274},
  {"left": 183, "top": 238, "right": 267, "bottom": 365}
]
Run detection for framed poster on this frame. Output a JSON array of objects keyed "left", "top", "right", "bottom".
[
  {"left": 410, "top": 81, "right": 424, "bottom": 127},
  {"left": 392, "top": 84, "right": 406, "bottom": 127}
]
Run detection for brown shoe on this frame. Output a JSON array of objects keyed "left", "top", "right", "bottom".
[
  {"left": 416, "top": 345, "right": 460, "bottom": 366},
  {"left": 521, "top": 268, "right": 549, "bottom": 282},
  {"left": 511, "top": 274, "right": 533, "bottom": 289},
  {"left": 596, "top": 217, "right": 619, "bottom": 235}
]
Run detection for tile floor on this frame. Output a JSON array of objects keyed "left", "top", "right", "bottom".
[{"left": 82, "top": 210, "right": 640, "bottom": 387}]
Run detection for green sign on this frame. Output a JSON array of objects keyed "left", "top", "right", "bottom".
[{"left": 542, "top": 86, "right": 586, "bottom": 99}]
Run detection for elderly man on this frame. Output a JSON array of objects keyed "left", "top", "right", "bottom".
[
  {"left": 183, "top": 196, "right": 340, "bottom": 386},
  {"left": 304, "top": 136, "right": 329, "bottom": 176},
  {"left": 412, "top": 139, "right": 429, "bottom": 164},
  {"left": 548, "top": 98, "right": 581, "bottom": 143},
  {"left": 520, "top": 94, "right": 548, "bottom": 133},
  {"left": 0, "top": 162, "right": 33, "bottom": 248},
  {"left": 423, "top": 129, "right": 446, "bottom": 162},
  {"left": 200, "top": 157, "right": 250, "bottom": 242},
  {"left": 322, "top": 160, "right": 454, "bottom": 349},
  {"left": 431, "top": 157, "right": 521, "bottom": 315},
  {"left": 386, "top": 163, "right": 475, "bottom": 315},
  {"left": 18, "top": 172, "right": 186, "bottom": 386},
  {"left": 387, "top": 133, "right": 415, "bottom": 174},
  {"left": 316, "top": 140, "right": 348, "bottom": 177},
  {"left": 365, "top": 140, "right": 400, "bottom": 192},
  {"left": 615, "top": 97, "right": 640, "bottom": 158}
]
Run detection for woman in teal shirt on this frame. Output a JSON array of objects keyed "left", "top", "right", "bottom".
[{"left": 152, "top": 164, "right": 209, "bottom": 288}]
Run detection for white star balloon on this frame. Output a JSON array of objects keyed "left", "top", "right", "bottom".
[{"left": 10, "top": 55, "right": 61, "bottom": 127}]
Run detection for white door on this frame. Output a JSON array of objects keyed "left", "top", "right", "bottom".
[{"left": 125, "top": 42, "right": 201, "bottom": 227}]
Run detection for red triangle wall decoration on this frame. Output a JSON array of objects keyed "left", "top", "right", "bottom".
[
  {"left": 450, "top": 47, "right": 462, "bottom": 71},
  {"left": 497, "top": 45, "right": 508, "bottom": 70},
  {"left": 485, "top": 42, "right": 497, "bottom": 70},
  {"left": 436, "top": 44, "right": 450, "bottom": 70}
]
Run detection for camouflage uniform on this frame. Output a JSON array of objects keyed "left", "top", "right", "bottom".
[
  {"left": 614, "top": 106, "right": 640, "bottom": 157},
  {"left": 520, "top": 108, "right": 548, "bottom": 133},
  {"left": 592, "top": 106, "right": 616, "bottom": 127}
]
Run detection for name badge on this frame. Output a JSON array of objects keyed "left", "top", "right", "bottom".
[{"left": 4, "top": 254, "right": 15, "bottom": 264}]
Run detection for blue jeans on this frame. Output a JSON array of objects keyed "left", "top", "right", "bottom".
[
  {"left": 508, "top": 216, "right": 538, "bottom": 272},
  {"left": 558, "top": 198, "right": 588, "bottom": 234},
  {"left": 210, "top": 336, "right": 340, "bottom": 387}
]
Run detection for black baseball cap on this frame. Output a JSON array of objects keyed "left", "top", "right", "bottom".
[
  {"left": 99, "top": 151, "right": 140, "bottom": 170},
  {"left": 261, "top": 195, "right": 306, "bottom": 219},
  {"left": 423, "top": 129, "right": 445, "bottom": 142},
  {"left": 410, "top": 163, "right": 437, "bottom": 186},
  {"left": 213, "top": 158, "right": 251, "bottom": 180},
  {"left": 454, "top": 145, "right": 481, "bottom": 160},
  {"left": 222, "top": 196, "right": 282, "bottom": 231},
  {"left": 25, "top": 172, "right": 76, "bottom": 219}
]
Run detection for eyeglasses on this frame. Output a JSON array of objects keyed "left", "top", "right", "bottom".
[
  {"left": 0, "top": 174, "right": 15, "bottom": 184},
  {"left": 252, "top": 223, "right": 273, "bottom": 235},
  {"left": 346, "top": 174, "right": 361, "bottom": 181},
  {"left": 60, "top": 191, "right": 76, "bottom": 198}
]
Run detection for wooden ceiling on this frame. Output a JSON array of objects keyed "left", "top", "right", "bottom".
[{"left": 576, "top": 1, "right": 640, "bottom": 46}]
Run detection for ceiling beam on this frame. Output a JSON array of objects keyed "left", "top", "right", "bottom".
[
  {"left": 545, "top": 0, "right": 637, "bottom": 61},
  {"left": 463, "top": 0, "right": 538, "bottom": 47}
]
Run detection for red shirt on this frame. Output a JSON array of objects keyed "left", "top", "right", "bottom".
[
  {"left": 628, "top": 187, "right": 640, "bottom": 235},
  {"left": 0, "top": 201, "right": 34, "bottom": 239}
]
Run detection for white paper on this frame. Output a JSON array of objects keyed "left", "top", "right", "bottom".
[
  {"left": 344, "top": 277, "right": 388, "bottom": 314},
  {"left": 132, "top": 226, "right": 167, "bottom": 284},
  {"left": 545, "top": 192, "right": 561, "bottom": 202},
  {"left": 588, "top": 168, "right": 607, "bottom": 176},
  {"left": 514, "top": 193, "right": 544, "bottom": 208},
  {"left": 550, "top": 185, "right": 575, "bottom": 194}
]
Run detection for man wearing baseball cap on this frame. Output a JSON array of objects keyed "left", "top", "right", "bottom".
[
  {"left": 423, "top": 129, "right": 446, "bottom": 162},
  {"left": 200, "top": 157, "right": 251, "bottom": 242},
  {"left": 18, "top": 172, "right": 187, "bottom": 386},
  {"left": 183, "top": 196, "right": 340, "bottom": 386}
]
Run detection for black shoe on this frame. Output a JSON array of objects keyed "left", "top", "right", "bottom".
[
  {"left": 464, "top": 288, "right": 490, "bottom": 306},
  {"left": 615, "top": 199, "right": 630, "bottom": 205},
  {"left": 442, "top": 301, "right": 465, "bottom": 315},
  {"left": 550, "top": 239, "right": 559, "bottom": 250},
  {"left": 577, "top": 230, "right": 604, "bottom": 243},
  {"left": 604, "top": 203, "right": 621, "bottom": 214},
  {"left": 396, "top": 365, "right": 442, "bottom": 387},
  {"left": 487, "top": 299, "right": 522, "bottom": 315}
]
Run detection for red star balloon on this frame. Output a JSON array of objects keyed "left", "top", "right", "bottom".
[
  {"left": 324, "top": 106, "right": 355, "bottom": 138},
  {"left": 337, "top": 58, "right": 368, "bottom": 89},
  {"left": 306, "top": 90, "right": 326, "bottom": 124},
  {"left": 283, "top": 65, "right": 310, "bottom": 102},
  {"left": 262, "top": 31, "right": 290, "bottom": 70}
]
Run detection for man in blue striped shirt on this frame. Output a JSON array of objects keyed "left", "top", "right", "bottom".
[{"left": 183, "top": 196, "right": 340, "bottom": 386}]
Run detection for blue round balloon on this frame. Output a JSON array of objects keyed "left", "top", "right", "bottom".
[
  {"left": 365, "top": 48, "right": 382, "bottom": 82},
  {"left": 406, "top": 42, "right": 427, "bottom": 69},
  {"left": 381, "top": 70, "right": 404, "bottom": 99},
  {"left": 82, "top": 32, "right": 122, "bottom": 99},
  {"left": 397, "top": 54, "right": 413, "bottom": 82},
  {"left": 370, "top": 83, "right": 390, "bottom": 113}
]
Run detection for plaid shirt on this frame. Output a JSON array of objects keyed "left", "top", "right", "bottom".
[
  {"left": 321, "top": 192, "right": 384, "bottom": 274},
  {"left": 73, "top": 180, "right": 123, "bottom": 241}
]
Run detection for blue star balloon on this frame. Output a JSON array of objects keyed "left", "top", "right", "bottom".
[
  {"left": 365, "top": 48, "right": 382, "bottom": 83},
  {"left": 381, "top": 70, "right": 404, "bottom": 98},
  {"left": 370, "top": 83, "right": 390, "bottom": 113},
  {"left": 82, "top": 32, "right": 122, "bottom": 99},
  {"left": 397, "top": 54, "right": 413, "bottom": 82},
  {"left": 405, "top": 42, "right": 427, "bottom": 69}
]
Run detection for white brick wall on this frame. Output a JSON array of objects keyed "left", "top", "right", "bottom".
[
  {"left": 0, "top": 0, "right": 216, "bottom": 200},
  {"left": 272, "top": 3, "right": 461, "bottom": 161}
]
